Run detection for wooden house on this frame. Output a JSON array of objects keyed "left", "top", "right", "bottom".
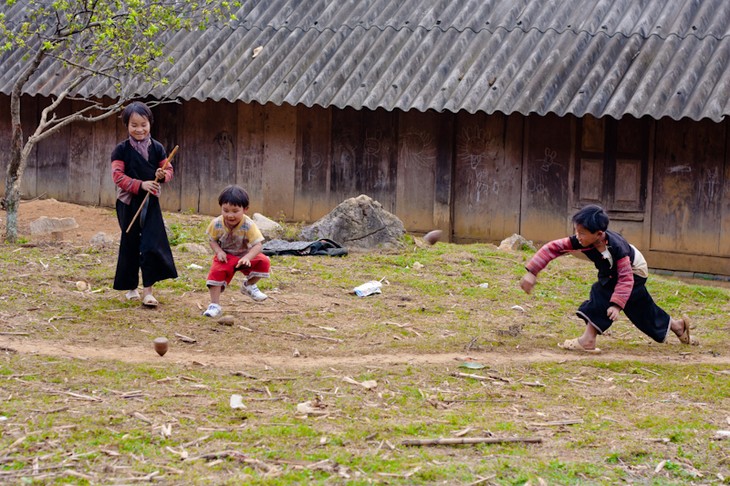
[{"left": 1, "top": 0, "right": 729, "bottom": 275}]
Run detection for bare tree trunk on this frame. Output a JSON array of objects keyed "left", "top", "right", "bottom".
[
  {"left": 4, "top": 49, "right": 44, "bottom": 243},
  {"left": 4, "top": 88, "right": 24, "bottom": 242}
]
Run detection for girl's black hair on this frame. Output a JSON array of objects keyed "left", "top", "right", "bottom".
[
  {"left": 122, "top": 101, "right": 153, "bottom": 126},
  {"left": 572, "top": 204, "right": 609, "bottom": 233},
  {"left": 218, "top": 185, "right": 249, "bottom": 208}
]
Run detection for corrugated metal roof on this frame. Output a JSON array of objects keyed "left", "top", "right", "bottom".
[{"left": 2, "top": 0, "right": 730, "bottom": 121}]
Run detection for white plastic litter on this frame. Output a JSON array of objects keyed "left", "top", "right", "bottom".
[
  {"left": 353, "top": 280, "right": 382, "bottom": 297},
  {"left": 229, "top": 394, "right": 246, "bottom": 409}
]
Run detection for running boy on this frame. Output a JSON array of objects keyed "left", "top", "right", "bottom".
[
  {"left": 519, "top": 204, "right": 693, "bottom": 353},
  {"left": 203, "top": 185, "right": 270, "bottom": 318}
]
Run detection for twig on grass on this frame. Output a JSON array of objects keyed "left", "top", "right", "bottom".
[
  {"left": 174, "top": 332, "right": 197, "bottom": 343},
  {"left": 270, "top": 329, "right": 343, "bottom": 342},
  {"left": 376, "top": 467, "right": 421, "bottom": 478},
  {"left": 45, "top": 390, "right": 102, "bottom": 402},
  {"left": 185, "top": 450, "right": 278, "bottom": 473},
  {"left": 29, "top": 406, "right": 69, "bottom": 414},
  {"left": 451, "top": 371, "right": 512, "bottom": 383},
  {"left": 402, "top": 436, "right": 542, "bottom": 446},
  {"left": 48, "top": 316, "right": 78, "bottom": 323},
  {"left": 527, "top": 419, "right": 583, "bottom": 427},
  {"left": 131, "top": 411, "right": 153, "bottom": 425},
  {"left": 0, "top": 435, "right": 26, "bottom": 456},
  {"left": 467, "top": 474, "right": 498, "bottom": 485},
  {"left": 0, "top": 332, "right": 30, "bottom": 336}
]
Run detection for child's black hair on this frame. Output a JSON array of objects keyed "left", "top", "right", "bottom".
[
  {"left": 218, "top": 185, "right": 249, "bottom": 208},
  {"left": 122, "top": 101, "right": 153, "bottom": 126},
  {"left": 572, "top": 204, "right": 609, "bottom": 233}
]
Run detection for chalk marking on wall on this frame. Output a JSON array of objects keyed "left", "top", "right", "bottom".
[
  {"left": 537, "top": 147, "right": 560, "bottom": 173},
  {"left": 399, "top": 130, "right": 435, "bottom": 170},
  {"left": 700, "top": 166, "right": 719, "bottom": 209},
  {"left": 306, "top": 154, "right": 323, "bottom": 182},
  {"left": 457, "top": 127, "right": 497, "bottom": 211},
  {"left": 668, "top": 165, "right": 692, "bottom": 174}
]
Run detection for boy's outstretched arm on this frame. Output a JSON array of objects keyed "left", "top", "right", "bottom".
[{"left": 520, "top": 237, "right": 575, "bottom": 294}]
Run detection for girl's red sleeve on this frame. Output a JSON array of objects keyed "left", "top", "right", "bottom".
[{"left": 111, "top": 160, "right": 142, "bottom": 194}]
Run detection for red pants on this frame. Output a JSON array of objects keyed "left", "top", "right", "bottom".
[{"left": 206, "top": 253, "right": 270, "bottom": 288}]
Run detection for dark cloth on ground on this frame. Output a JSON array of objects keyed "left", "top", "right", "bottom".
[{"left": 262, "top": 238, "right": 348, "bottom": 257}]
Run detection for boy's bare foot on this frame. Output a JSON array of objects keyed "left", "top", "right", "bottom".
[{"left": 671, "top": 316, "right": 696, "bottom": 345}]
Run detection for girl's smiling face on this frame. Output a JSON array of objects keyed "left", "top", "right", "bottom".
[
  {"left": 127, "top": 112, "right": 151, "bottom": 141},
  {"left": 221, "top": 202, "right": 245, "bottom": 229}
]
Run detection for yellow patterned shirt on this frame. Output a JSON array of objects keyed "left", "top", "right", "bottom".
[{"left": 206, "top": 215, "right": 264, "bottom": 257}]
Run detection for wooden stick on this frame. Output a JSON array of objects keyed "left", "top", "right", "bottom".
[
  {"left": 126, "top": 145, "right": 178, "bottom": 233},
  {"left": 402, "top": 437, "right": 542, "bottom": 446}
]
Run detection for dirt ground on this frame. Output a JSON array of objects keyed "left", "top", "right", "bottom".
[{"left": 1, "top": 198, "right": 727, "bottom": 371}]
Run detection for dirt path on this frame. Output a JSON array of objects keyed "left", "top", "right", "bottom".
[{"left": 2, "top": 336, "right": 726, "bottom": 370}]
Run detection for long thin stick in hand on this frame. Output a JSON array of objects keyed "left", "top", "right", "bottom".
[{"left": 126, "top": 145, "right": 179, "bottom": 234}]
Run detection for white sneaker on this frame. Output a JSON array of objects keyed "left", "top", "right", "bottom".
[
  {"left": 242, "top": 283, "right": 267, "bottom": 301},
  {"left": 203, "top": 303, "right": 222, "bottom": 317},
  {"left": 125, "top": 289, "right": 140, "bottom": 300}
]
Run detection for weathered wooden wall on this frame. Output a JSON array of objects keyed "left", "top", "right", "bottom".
[{"left": 1, "top": 94, "right": 728, "bottom": 275}]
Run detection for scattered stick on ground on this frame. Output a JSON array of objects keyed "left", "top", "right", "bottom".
[
  {"left": 402, "top": 437, "right": 542, "bottom": 446},
  {"left": 401, "top": 437, "right": 542, "bottom": 445}
]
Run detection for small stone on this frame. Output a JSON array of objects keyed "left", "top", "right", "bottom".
[
  {"left": 75, "top": 280, "right": 88, "bottom": 291},
  {"left": 218, "top": 315, "right": 235, "bottom": 326}
]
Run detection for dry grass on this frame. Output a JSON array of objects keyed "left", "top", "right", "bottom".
[{"left": 1, "top": 201, "right": 729, "bottom": 484}]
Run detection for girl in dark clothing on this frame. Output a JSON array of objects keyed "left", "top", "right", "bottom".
[
  {"left": 111, "top": 102, "right": 177, "bottom": 307},
  {"left": 519, "top": 205, "right": 693, "bottom": 353}
]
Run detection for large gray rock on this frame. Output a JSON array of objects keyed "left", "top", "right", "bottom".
[
  {"left": 252, "top": 212, "right": 283, "bottom": 240},
  {"left": 300, "top": 195, "right": 405, "bottom": 250},
  {"left": 30, "top": 216, "right": 79, "bottom": 241},
  {"left": 499, "top": 234, "right": 536, "bottom": 252}
]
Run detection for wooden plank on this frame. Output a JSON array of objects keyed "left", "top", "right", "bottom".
[
  {"left": 262, "top": 103, "right": 296, "bottom": 219},
  {"left": 294, "top": 104, "right": 331, "bottom": 221},
  {"left": 452, "top": 112, "right": 519, "bottom": 242},
  {"left": 329, "top": 107, "right": 361, "bottom": 203},
  {"left": 578, "top": 158, "right": 603, "bottom": 202},
  {"left": 520, "top": 114, "right": 572, "bottom": 244},
  {"left": 359, "top": 109, "right": 397, "bottom": 212},
  {"left": 69, "top": 100, "right": 97, "bottom": 205},
  {"left": 236, "top": 102, "right": 265, "bottom": 214},
  {"left": 35, "top": 97, "right": 70, "bottom": 201},
  {"left": 396, "top": 110, "right": 439, "bottom": 231},
  {"left": 179, "top": 100, "right": 204, "bottom": 213},
  {"left": 613, "top": 158, "right": 642, "bottom": 210},
  {"left": 433, "top": 113, "right": 455, "bottom": 235},
  {"left": 722, "top": 118, "right": 730, "bottom": 256},
  {"left": 97, "top": 106, "right": 122, "bottom": 208},
  {"left": 651, "top": 118, "right": 724, "bottom": 255},
  {"left": 200, "top": 101, "right": 237, "bottom": 216},
  {"left": 153, "top": 102, "right": 182, "bottom": 212}
]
